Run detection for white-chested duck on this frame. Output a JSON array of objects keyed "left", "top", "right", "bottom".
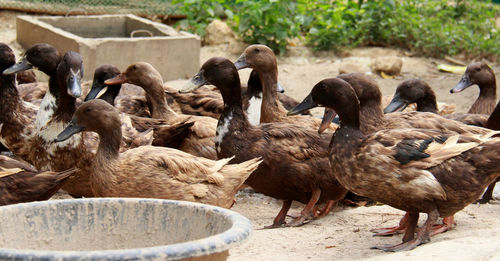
[
  {"left": 180, "top": 57, "right": 347, "bottom": 227},
  {"left": 289, "top": 77, "right": 500, "bottom": 251},
  {"left": 104, "top": 62, "right": 218, "bottom": 160},
  {"left": 328, "top": 73, "right": 495, "bottom": 237},
  {"left": 450, "top": 62, "right": 497, "bottom": 115},
  {"left": 234, "top": 44, "right": 336, "bottom": 131},
  {"left": 385, "top": 78, "right": 489, "bottom": 127},
  {"left": 0, "top": 155, "right": 77, "bottom": 205},
  {"left": 55, "top": 99, "right": 262, "bottom": 208}
]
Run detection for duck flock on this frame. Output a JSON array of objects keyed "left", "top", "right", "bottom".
[{"left": 0, "top": 41, "right": 499, "bottom": 252}]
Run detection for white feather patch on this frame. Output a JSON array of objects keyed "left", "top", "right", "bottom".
[
  {"left": 214, "top": 112, "right": 233, "bottom": 153},
  {"left": 246, "top": 96, "right": 262, "bottom": 126},
  {"left": 35, "top": 92, "right": 57, "bottom": 131}
]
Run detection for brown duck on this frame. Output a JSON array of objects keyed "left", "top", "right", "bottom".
[
  {"left": 289, "top": 77, "right": 500, "bottom": 251},
  {"left": 450, "top": 62, "right": 497, "bottom": 115},
  {"left": 384, "top": 78, "right": 489, "bottom": 127},
  {"left": 181, "top": 57, "right": 347, "bottom": 227},
  {"left": 0, "top": 155, "right": 77, "bottom": 205},
  {"left": 323, "top": 73, "right": 495, "bottom": 237},
  {"left": 56, "top": 99, "right": 262, "bottom": 208},
  {"left": 105, "top": 62, "right": 219, "bottom": 160},
  {"left": 234, "top": 44, "right": 336, "bottom": 131}
]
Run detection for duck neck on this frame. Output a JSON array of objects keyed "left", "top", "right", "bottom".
[
  {"left": 53, "top": 87, "right": 77, "bottom": 123},
  {"left": 469, "top": 80, "right": 497, "bottom": 114},
  {"left": 332, "top": 105, "right": 363, "bottom": 152},
  {"left": 96, "top": 128, "right": 121, "bottom": 161},
  {"left": 100, "top": 85, "right": 121, "bottom": 106},
  {"left": 144, "top": 80, "right": 177, "bottom": 120},
  {"left": 257, "top": 68, "right": 288, "bottom": 122},
  {"left": 486, "top": 101, "right": 500, "bottom": 130},
  {"left": 416, "top": 92, "right": 438, "bottom": 113},
  {"left": 0, "top": 74, "right": 21, "bottom": 122},
  {"left": 359, "top": 99, "right": 386, "bottom": 134},
  {"left": 218, "top": 71, "right": 251, "bottom": 128}
]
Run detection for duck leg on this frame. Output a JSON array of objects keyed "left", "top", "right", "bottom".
[
  {"left": 476, "top": 179, "right": 498, "bottom": 204},
  {"left": 371, "top": 212, "right": 409, "bottom": 236},
  {"left": 430, "top": 216, "right": 456, "bottom": 236},
  {"left": 264, "top": 200, "right": 292, "bottom": 229},
  {"left": 313, "top": 200, "right": 335, "bottom": 218},
  {"left": 373, "top": 209, "right": 438, "bottom": 252},
  {"left": 287, "top": 188, "right": 321, "bottom": 227}
]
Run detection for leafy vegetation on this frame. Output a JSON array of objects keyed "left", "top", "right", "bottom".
[{"left": 172, "top": 0, "right": 500, "bottom": 60}]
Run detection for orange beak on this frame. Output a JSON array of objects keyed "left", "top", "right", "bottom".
[
  {"left": 319, "top": 108, "right": 337, "bottom": 134},
  {"left": 104, "top": 73, "right": 126, "bottom": 85}
]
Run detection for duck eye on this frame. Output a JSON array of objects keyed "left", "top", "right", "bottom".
[
  {"left": 254, "top": 48, "right": 260, "bottom": 53},
  {"left": 85, "top": 108, "right": 92, "bottom": 113}
]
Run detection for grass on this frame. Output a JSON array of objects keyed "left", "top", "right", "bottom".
[{"left": 171, "top": 0, "right": 500, "bottom": 61}]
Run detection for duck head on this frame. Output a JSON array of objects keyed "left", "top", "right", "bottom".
[
  {"left": 234, "top": 44, "right": 277, "bottom": 72},
  {"left": 85, "top": 64, "right": 121, "bottom": 102},
  {"left": 181, "top": 57, "right": 240, "bottom": 92},
  {"left": 57, "top": 51, "right": 83, "bottom": 98},
  {"left": 105, "top": 62, "right": 163, "bottom": 91},
  {"left": 3, "top": 43, "right": 61, "bottom": 76},
  {"left": 450, "top": 62, "right": 495, "bottom": 93},
  {"left": 56, "top": 99, "right": 120, "bottom": 142},
  {"left": 288, "top": 78, "right": 360, "bottom": 133},
  {"left": 384, "top": 79, "right": 436, "bottom": 113},
  {"left": 0, "top": 43, "right": 15, "bottom": 72}
]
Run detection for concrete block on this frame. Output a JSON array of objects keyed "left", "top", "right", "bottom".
[{"left": 16, "top": 14, "right": 200, "bottom": 81}]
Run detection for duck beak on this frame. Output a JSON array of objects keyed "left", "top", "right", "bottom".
[
  {"left": 287, "top": 93, "right": 317, "bottom": 116},
  {"left": 67, "top": 69, "right": 82, "bottom": 98},
  {"left": 383, "top": 94, "right": 408, "bottom": 113},
  {"left": 55, "top": 119, "right": 84, "bottom": 142},
  {"left": 3, "top": 56, "right": 33, "bottom": 75},
  {"left": 179, "top": 70, "right": 207, "bottom": 93},
  {"left": 319, "top": 108, "right": 337, "bottom": 134},
  {"left": 104, "top": 73, "right": 126, "bottom": 85},
  {"left": 450, "top": 75, "right": 472, "bottom": 93},
  {"left": 234, "top": 55, "right": 248, "bottom": 70},
  {"left": 277, "top": 82, "right": 285, "bottom": 93},
  {"left": 84, "top": 81, "right": 106, "bottom": 101}
]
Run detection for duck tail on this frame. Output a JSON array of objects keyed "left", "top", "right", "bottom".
[{"left": 220, "top": 157, "right": 263, "bottom": 190}]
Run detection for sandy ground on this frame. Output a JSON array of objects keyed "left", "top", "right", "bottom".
[{"left": 2, "top": 10, "right": 500, "bottom": 260}]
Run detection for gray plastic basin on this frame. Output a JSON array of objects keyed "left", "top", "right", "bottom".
[{"left": 0, "top": 198, "right": 252, "bottom": 260}]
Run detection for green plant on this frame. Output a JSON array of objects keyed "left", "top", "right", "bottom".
[
  {"left": 231, "top": 0, "right": 301, "bottom": 55},
  {"left": 171, "top": 0, "right": 232, "bottom": 37}
]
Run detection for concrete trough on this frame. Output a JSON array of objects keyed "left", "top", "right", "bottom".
[{"left": 16, "top": 14, "right": 200, "bottom": 81}]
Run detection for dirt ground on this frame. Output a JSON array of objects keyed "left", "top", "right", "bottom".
[{"left": 1, "top": 10, "right": 500, "bottom": 260}]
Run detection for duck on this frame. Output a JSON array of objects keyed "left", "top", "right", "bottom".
[
  {"left": 104, "top": 62, "right": 219, "bottom": 160},
  {"left": 5, "top": 46, "right": 96, "bottom": 197},
  {"left": 388, "top": 78, "right": 499, "bottom": 204},
  {"left": 317, "top": 73, "right": 495, "bottom": 237},
  {"left": 0, "top": 155, "right": 77, "bottom": 205},
  {"left": 384, "top": 78, "right": 489, "bottom": 127},
  {"left": 234, "top": 44, "right": 336, "bottom": 131},
  {"left": 3, "top": 46, "right": 147, "bottom": 197},
  {"left": 180, "top": 57, "right": 347, "bottom": 227},
  {"left": 55, "top": 99, "right": 262, "bottom": 208},
  {"left": 288, "top": 77, "right": 500, "bottom": 251},
  {"left": 243, "top": 69, "right": 311, "bottom": 125},
  {"left": 0, "top": 43, "right": 40, "bottom": 173},
  {"left": 450, "top": 62, "right": 497, "bottom": 115},
  {"left": 473, "top": 98, "right": 500, "bottom": 204},
  {"left": 83, "top": 64, "right": 195, "bottom": 149}
]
